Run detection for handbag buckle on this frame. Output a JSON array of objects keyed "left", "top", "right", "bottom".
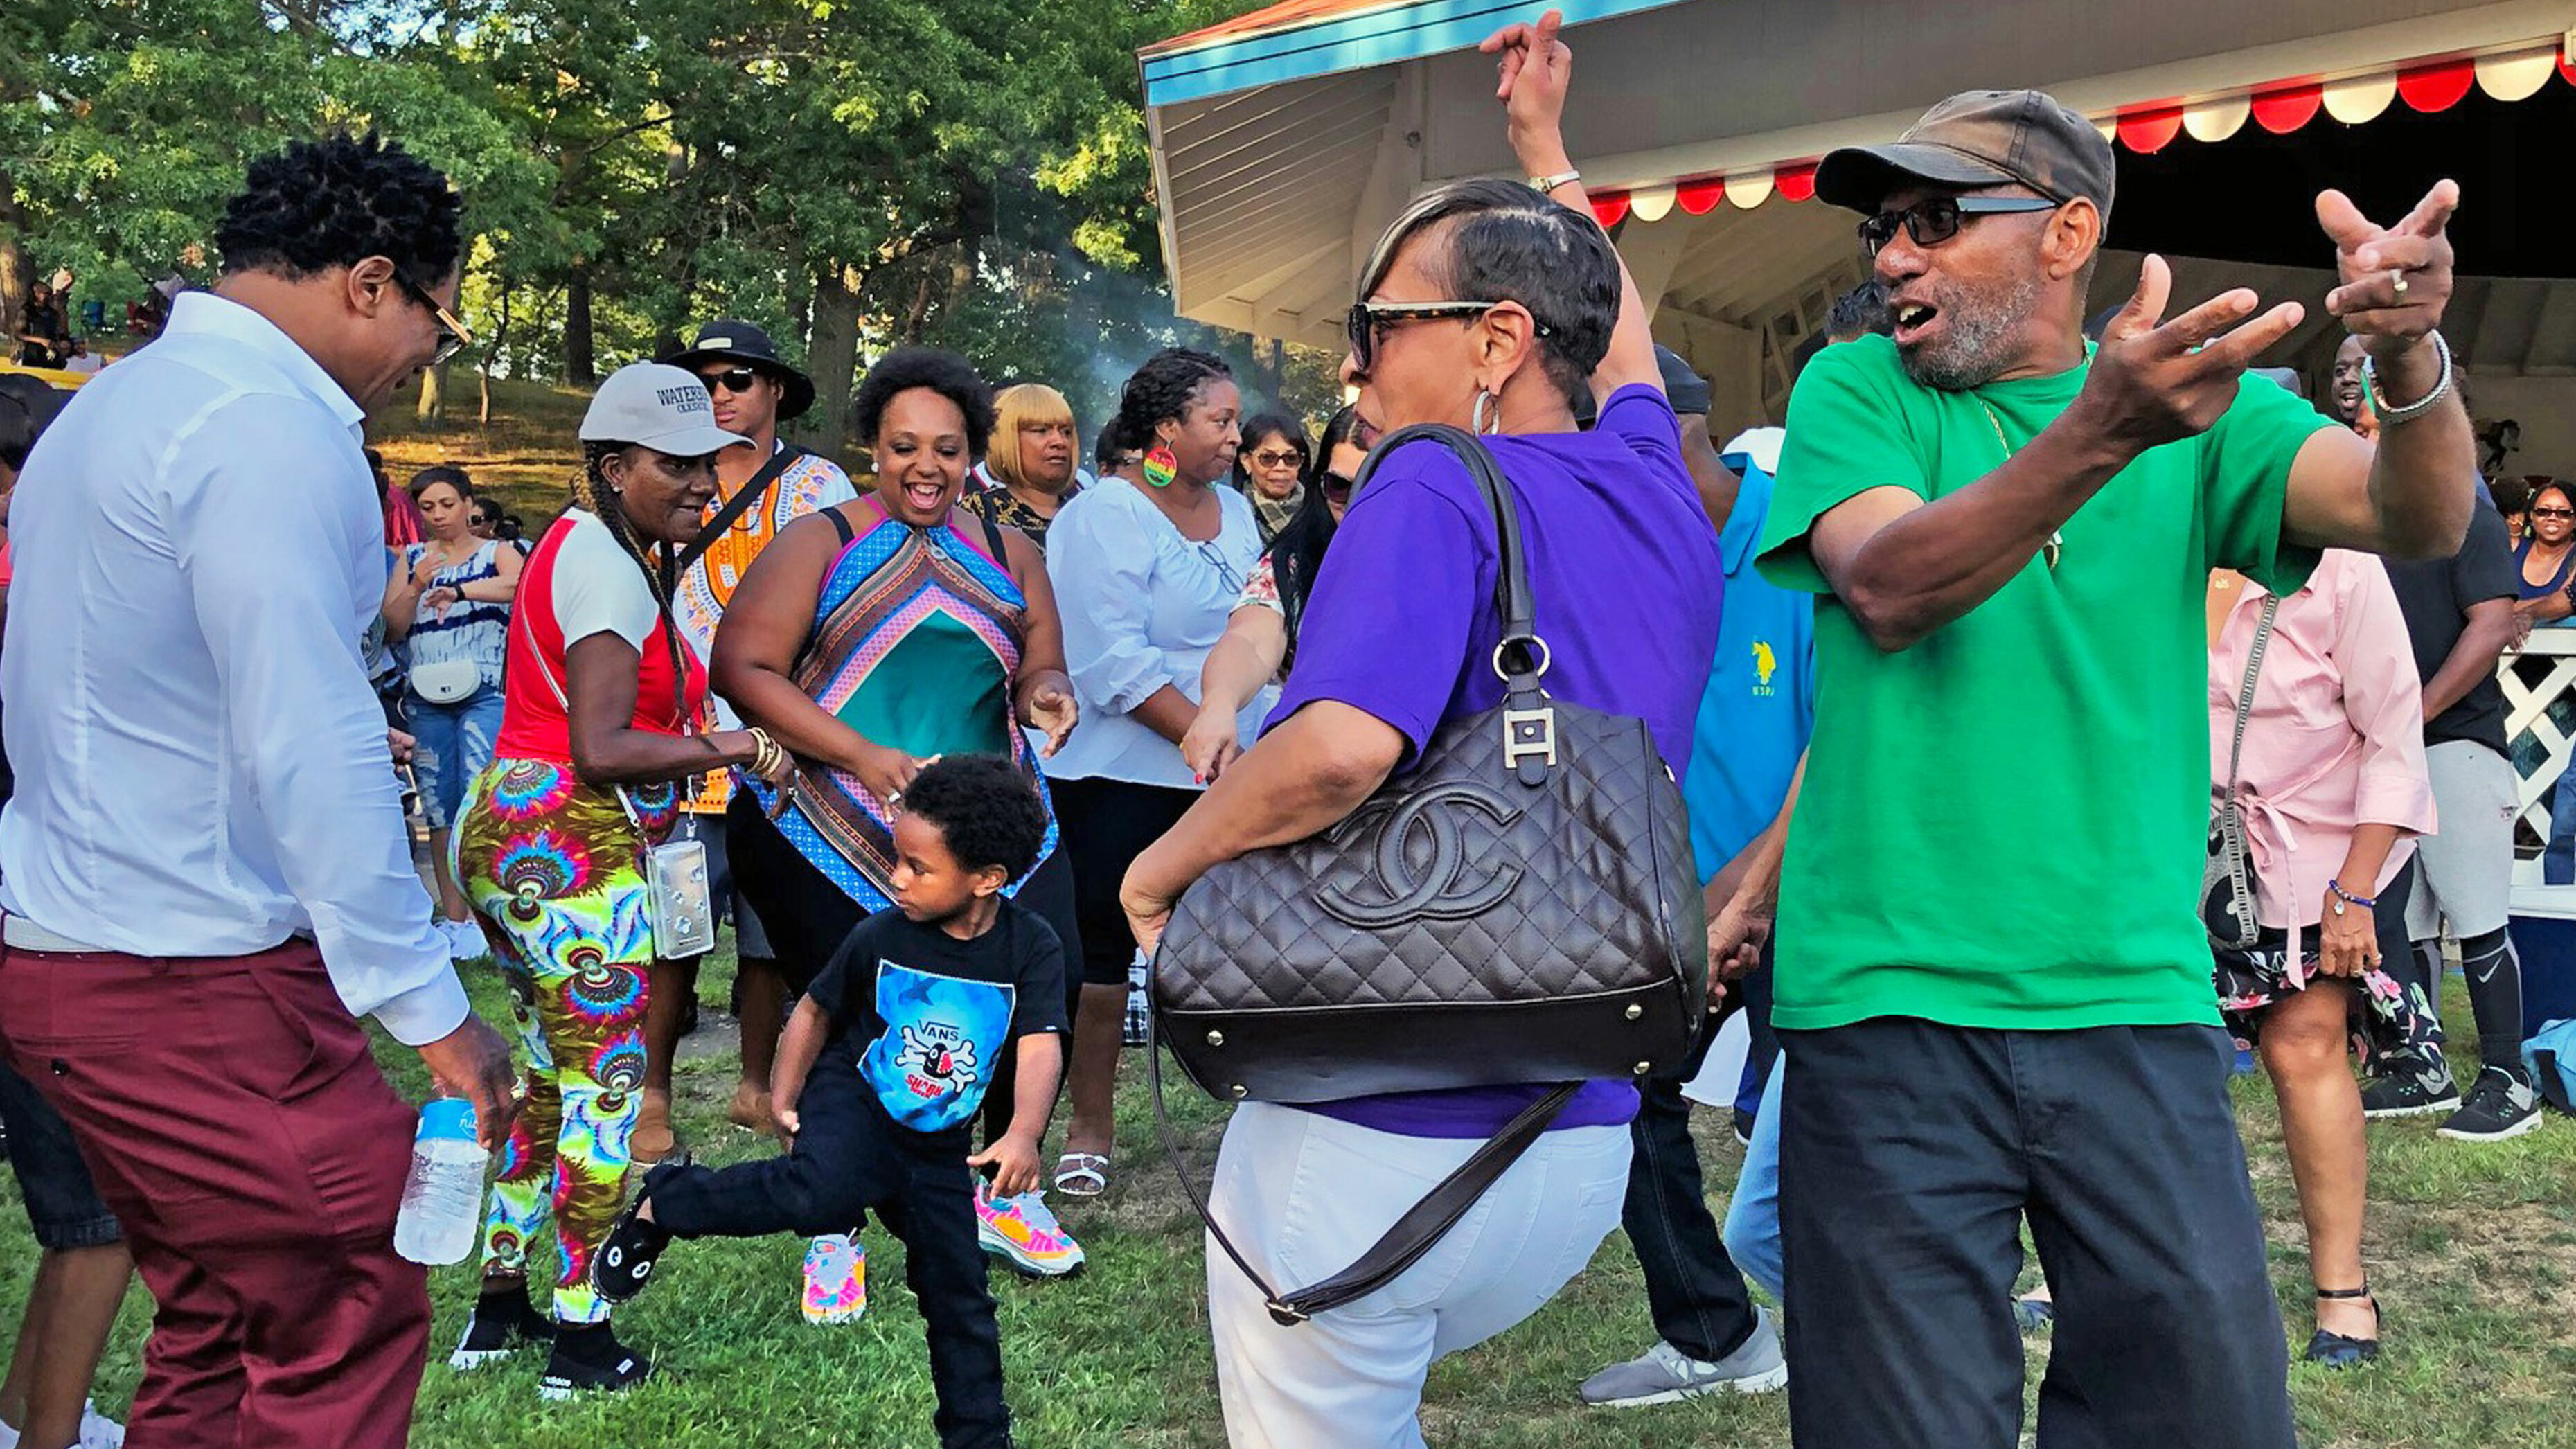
[
  {"left": 1265, "top": 1298, "right": 1311, "bottom": 1326},
  {"left": 1502, "top": 705, "right": 1558, "bottom": 769}
]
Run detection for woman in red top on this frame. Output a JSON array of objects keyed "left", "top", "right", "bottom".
[{"left": 446, "top": 363, "right": 792, "bottom": 1397}]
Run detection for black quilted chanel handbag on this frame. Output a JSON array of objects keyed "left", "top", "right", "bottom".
[{"left": 1148, "top": 423, "right": 1707, "bottom": 1324}]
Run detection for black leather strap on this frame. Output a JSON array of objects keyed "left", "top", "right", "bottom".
[
  {"left": 1352, "top": 423, "right": 1554, "bottom": 784},
  {"left": 676, "top": 443, "right": 808, "bottom": 578},
  {"left": 1150, "top": 1038, "right": 1579, "bottom": 1325}
]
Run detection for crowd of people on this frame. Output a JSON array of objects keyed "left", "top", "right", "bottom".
[{"left": 0, "top": 7, "right": 2537, "bottom": 1448}]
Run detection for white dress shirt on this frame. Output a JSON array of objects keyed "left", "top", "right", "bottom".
[{"left": 0, "top": 292, "right": 468, "bottom": 1046}]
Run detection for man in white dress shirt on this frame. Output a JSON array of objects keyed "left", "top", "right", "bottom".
[{"left": 0, "top": 132, "right": 516, "bottom": 1448}]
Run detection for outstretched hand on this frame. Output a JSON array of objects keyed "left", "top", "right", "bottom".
[
  {"left": 2318, "top": 181, "right": 2458, "bottom": 351},
  {"left": 1480, "top": 9, "right": 1572, "bottom": 147},
  {"left": 2074, "top": 254, "right": 2304, "bottom": 456}
]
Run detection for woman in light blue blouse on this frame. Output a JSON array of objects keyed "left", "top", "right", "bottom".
[
  {"left": 1042, "top": 348, "right": 1270, "bottom": 1196},
  {"left": 382, "top": 464, "right": 521, "bottom": 959}
]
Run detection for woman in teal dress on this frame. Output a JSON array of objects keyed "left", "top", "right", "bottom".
[{"left": 710, "top": 348, "right": 1090, "bottom": 1310}]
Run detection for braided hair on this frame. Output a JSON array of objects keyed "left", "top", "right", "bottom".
[
  {"left": 1109, "top": 348, "right": 1233, "bottom": 464},
  {"left": 578, "top": 442, "right": 692, "bottom": 728}
]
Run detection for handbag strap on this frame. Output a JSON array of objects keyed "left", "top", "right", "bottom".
[
  {"left": 2219, "top": 593, "right": 2282, "bottom": 803},
  {"left": 1148, "top": 1041, "right": 1579, "bottom": 1324},
  {"left": 1351, "top": 424, "right": 1555, "bottom": 783},
  {"left": 675, "top": 443, "right": 807, "bottom": 578}
]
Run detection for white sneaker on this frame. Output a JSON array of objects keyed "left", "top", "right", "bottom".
[
  {"left": 443, "top": 917, "right": 488, "bottom": 960},
  {"left": 80, "top": 1402, "right": 127, "bottom": 1449}
]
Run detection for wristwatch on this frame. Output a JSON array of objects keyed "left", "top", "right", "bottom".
[{"left": 1529, "top": 170, "right": 1582, "bottom": 195}]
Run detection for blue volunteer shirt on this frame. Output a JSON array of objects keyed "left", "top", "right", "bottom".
[{"left": 1686, "top": 459, "right": 1815, "bottom": 880}]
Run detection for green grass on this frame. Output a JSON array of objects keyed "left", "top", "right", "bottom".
[{"left": 10, "top": 968, "right": 2576, "bottom": 1448}]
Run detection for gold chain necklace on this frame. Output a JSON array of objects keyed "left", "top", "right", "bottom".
[{"left": 1978, "top": 400, "right": 2063, "bottom": 571}]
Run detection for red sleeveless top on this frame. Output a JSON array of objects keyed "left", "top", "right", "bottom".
[{"left": 494, "top": 511, "right": 709, "bottom": 765}]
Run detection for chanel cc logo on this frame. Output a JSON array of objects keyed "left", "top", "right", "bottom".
[{"left": 1314, "top": 783, "right": 1525, "bottom": 930}]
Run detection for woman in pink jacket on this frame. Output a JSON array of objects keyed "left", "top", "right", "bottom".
[{"left": 2208, "top": 549, "right": 2438, "bottom": 1372}]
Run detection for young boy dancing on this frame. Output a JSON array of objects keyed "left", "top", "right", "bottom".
[{"left": 593, "top": 753, "right": 1066, "bottom": 1448}]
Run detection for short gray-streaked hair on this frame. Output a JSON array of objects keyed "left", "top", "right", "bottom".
[{"left": 1357, "top": 178, "right": 1619, "bottom": 397}]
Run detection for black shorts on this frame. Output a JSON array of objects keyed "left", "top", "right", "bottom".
[
  {"left": 1048, "top": 776, "right": 1198, "bottom": 988},
  {"left": 0, "top": 1054, "right": 123, "bottom": 1250}
]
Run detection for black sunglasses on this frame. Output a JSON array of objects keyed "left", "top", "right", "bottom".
[
  {"left": 1858, "top": 195, "right": 2061, "bottom": 257},
  {"left": 391, "top": 269, "right": 472, "bottom": 368},
  {"left": 700, "top": 366, "right": 766, "bottom": 395},
  {"left": 1320, "top": 468, "right": 1359, "bottom": 506},
  {"left": 1344, "top": 299, "right": 1552, "bottom": 374}
]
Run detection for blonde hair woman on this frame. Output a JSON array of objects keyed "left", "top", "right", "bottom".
[{"left": 961, "top": 382, "right": 1085, "bottom": 548}]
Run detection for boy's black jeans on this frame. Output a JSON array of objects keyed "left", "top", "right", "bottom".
[{"left": 652, "top": 1058, "right": 1010, "bottom": 1449}]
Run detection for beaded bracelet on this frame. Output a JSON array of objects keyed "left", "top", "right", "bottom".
[{"left": 2327, "top": 880, "right": 2377, "bottom": 912}]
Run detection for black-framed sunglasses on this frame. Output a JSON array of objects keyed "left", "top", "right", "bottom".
[
  {"left": 1320, "top": 468, "right": 1359, "bottom": 506},
  {"left": 391, "top": 269, "right": 472, "bottom": 368},
  {"left": 700, "top": 366, "right": 766, "bottom": 395},
  {"left": 1344, "top": 299, "right": 1552, "bottom": 374},
  {"left": 1857, "top": 195, "right": 2061, "bottom": 257},
  {"left": 2534, "top": 506, "right": 2575, "bottom": 519}
]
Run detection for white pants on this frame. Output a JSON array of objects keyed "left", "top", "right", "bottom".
[
  {"left": 1204, "top": 1101, "right": 1631, "bottom": 1449},
  {"left": 2408, "top": 739, "right": 2518, "bottom": 941}
]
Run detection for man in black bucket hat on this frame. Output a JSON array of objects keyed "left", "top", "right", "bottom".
[
  {"left": 639, "top": 319, "right": 856, "bottom": 1227},
  {"left": 1755, "top": 83, "right": 2478, "bottom": 1447}
]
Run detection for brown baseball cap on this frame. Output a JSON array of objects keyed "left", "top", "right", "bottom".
[{"left": 1814, "top": 89, "right": 2115, "bottom": 219}]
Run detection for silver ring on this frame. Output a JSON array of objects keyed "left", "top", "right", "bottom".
[{"left": 2390, "top": 269, "right": 2408, "bottom": 296}]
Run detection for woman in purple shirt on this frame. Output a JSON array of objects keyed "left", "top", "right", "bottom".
[{"left": 1120, "top": 17, "right": 1723, "bottom": 1445}]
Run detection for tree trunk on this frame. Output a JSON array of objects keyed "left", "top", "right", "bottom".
[
  {"left": 0, "top": 172, "right": 30, "bottom": 344},
  {"left": 565, "top": 265, "right": 597, "bottom": 386},
  {"left": 801, "top": 263, "right": 864, "bottom": 459},
  {"left": 416, "top": 359, "right": 450, "bottom": 424}
]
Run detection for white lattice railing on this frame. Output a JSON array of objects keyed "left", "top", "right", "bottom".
[{"left": 2502, "top": 630, "right": 2576, "bottom": 886}]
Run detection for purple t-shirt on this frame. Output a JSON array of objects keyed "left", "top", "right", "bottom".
[{"left": 1268, "top": 385, "right": 1725, "bottom": 1138}]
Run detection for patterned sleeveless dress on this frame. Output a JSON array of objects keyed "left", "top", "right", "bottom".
[{"left": 743, "top": 504, "right": 1057, "bottom": 909}]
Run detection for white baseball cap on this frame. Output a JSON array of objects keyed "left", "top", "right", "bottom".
[{"left": 579, "top": 362, "right": 750, "bottom": 456}]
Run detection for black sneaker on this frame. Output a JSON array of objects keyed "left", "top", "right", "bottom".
[
  {"left": 2361, "top": 1056, "right": 2459, "bottom": 1119},
  {"left": 592, "top": 1157, "right": 689, "bottom": 1306},
  {"left": 447, "top": 1287, "right": 556, "bottom": 1370},
  {"left": 538, "top": 1324, "right": 654, "bottom": 1400},
  {"left": 2437, "top": 1066, "right": 2543, "bottom": 1142}
]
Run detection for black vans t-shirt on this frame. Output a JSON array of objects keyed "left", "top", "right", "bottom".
[
  {"left": 2382, "top": 502, "right": 2516, "bottom": 756},
  {"left": 808, "top": 901, "right": 1069, "bottom": 1140}
]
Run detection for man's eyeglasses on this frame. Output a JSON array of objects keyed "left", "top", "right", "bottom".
[
  {"left": 391, "top": 269, "right": 472, "bottom": 368},
  {"left": 700, "top": 367, "right": 765, "bottom": 396},
  {"left": 1345, "top": 299, "right": 1552, "bottom": 374},
  {"left": 1248, "top": 449, "right": 1304, "bottom": 470},
  {"left": 1858, "top": 195, "right": 2061, "bottom": 258}
]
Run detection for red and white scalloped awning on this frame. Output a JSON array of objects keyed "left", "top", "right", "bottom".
[{"left": 1588, "top": 35, "right": 2576, "bottom": 228}]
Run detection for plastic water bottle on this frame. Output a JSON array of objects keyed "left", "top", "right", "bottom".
[{"left": 393, "top": 1097, "right": 488, "bottom": 1265}]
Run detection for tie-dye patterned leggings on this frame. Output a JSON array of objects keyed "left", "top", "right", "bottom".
[{"left": 452, "top": 757, "right": 678, "bottom": 1325}]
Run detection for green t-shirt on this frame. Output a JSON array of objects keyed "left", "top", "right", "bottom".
[{"left": 1756, "top": 335, "right": 2334, "bottom": 1031}]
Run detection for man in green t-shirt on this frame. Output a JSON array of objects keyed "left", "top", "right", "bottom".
[{"left": 1755, "top": 88, "right": 2475, "bottom": 1447}]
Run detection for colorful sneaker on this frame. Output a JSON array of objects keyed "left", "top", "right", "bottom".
[
  {"left": 2438, "top": 1065, "right": 2544, "bottom": 1141},
  {"left": 2361, "top": 1054, "right": 2460, "bottom": 1119},
  {"left": 801, "top": 1234, "right": 867, "bottom": 1324},
  {"left": 977, "top": 1185, "right": 1087, "bottom": 1278}
]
